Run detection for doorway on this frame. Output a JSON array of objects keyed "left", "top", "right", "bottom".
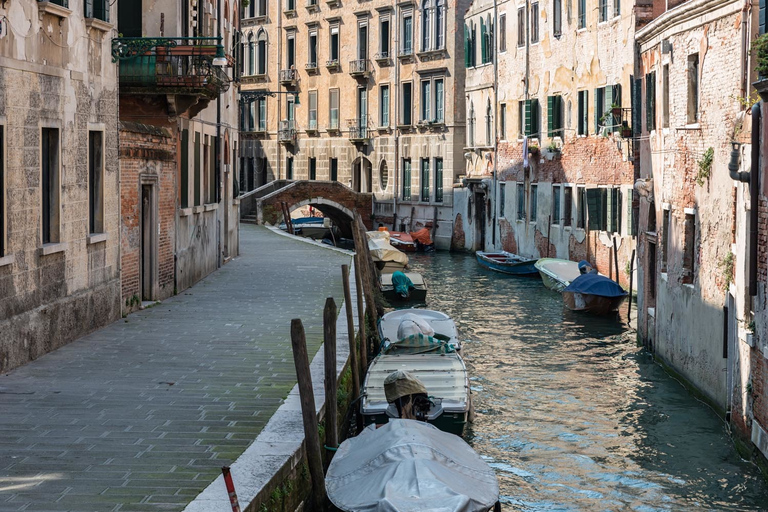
[
  {"left": 474, "top": 191, "right": 486, "bottom": 251},
  {"left": 140, "top": 184, "right": 156, "bottom": 301},
  {"left": 352, "top": 157, "right": 372, "bottom": 193}
]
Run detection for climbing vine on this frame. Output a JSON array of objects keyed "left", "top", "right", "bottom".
[{"left": 720, "top": 252, "right": 734, "bottom": 291}]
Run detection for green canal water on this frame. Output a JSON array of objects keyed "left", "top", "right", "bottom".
[{"left": 405, "top": 251, "right": 768, "bottom": 511}]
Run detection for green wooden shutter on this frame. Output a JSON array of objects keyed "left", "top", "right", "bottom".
[
  {"left": 594, "top": 88, "right": 600, "bottom": 134},
  {"left": 586, "top": 188, "right": 601, "bottom": 231},
  {"left": 582, "top": 90, "right": 589, "bottom": 135},
  {"left": 181, "top": 129, "right": 189, "bottom": 208},
  {"left": 628, "top": 189, "right": 637, "bottom": 236},
  {"left": 646, "top": 72, "right": 655, "bottom": 131},
  {"left": 480, "top": 19, "right": 487, "bottom": 64},
  {"left": 547, "top": 96, "right": 553, "bottom": 137},
  {"left": 464, "top": 25, "right": 470, "bottom": 67},
  {"left": 555, "top": 96, "right": 563, "bottom": 135},
  {"left": 524, "top": 99, "right": 532, "bottom": 136},
  {"left": 604, "top": 85, "right": 613, "bottom": 132},
  {"left": 606, "top": 187, "right": 614, "bottom": 233}
]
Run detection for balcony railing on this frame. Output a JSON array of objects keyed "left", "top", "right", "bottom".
[
  {"left": 348, "top": 118, "right": 370, "bottom": 143},
  {"left": 349, "top": 59, "right": 370, "bottom": 77},
  {"left": 111, "top": 37, "right": 229, "bottom": 99},
  {"left": 279, "top": 120, "right": 298, "bottom": 144},
  {"left": 279, "top": 68, "right": 298, "bottom": 85}
]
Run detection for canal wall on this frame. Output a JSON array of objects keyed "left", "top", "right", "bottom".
[{"left": 183, "top": 230, "right": 361, "bottom": 512}]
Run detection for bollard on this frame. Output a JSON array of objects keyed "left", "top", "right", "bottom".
[{"left": 221, "top": 466, "right": 241, "bottom": 512}]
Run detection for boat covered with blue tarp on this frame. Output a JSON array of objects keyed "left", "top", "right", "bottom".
[{"left": 562, "top": 274, "right": 628, "bottom": 315}]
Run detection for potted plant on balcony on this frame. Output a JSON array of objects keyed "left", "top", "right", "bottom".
[
  {"left": 751, "top": 33, "right": 768, "bottom": 100},
  {"left": 621, "top": 121, "right": 632, "bottom": 138},
  {"left": 610, "top": 103, "right": 622, "bottom": 118}
]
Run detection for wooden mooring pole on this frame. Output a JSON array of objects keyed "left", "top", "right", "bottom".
[
  {"left": 323, "top": 297, "right": 338, "bottom": 457},
  {"left": 289, "top": 319, "right": 326, "bottom": 510},
  {"left": 627, "top": 249, "right": 635, "bottom": 321},
  {"left": 341, "top": 265, "right": 360, "bottom": 406},
  {"left": 354, "top": 253, "right": 368, "bottom": 371}
]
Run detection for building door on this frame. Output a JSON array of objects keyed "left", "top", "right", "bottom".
[
  {"left": 474, "top": 192, "right": 486, "bottom": 251},
  {"left": 140, "top": 184, "right": 155, "bottom": 301}
]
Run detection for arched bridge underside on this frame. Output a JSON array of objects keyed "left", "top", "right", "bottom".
[{"left": 249, "top": 181, "right": 373, "bottom": 238}]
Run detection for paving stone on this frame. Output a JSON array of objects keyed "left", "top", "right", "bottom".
[{"left": 0, "top": 226, "right": 350, "bottom": 511}]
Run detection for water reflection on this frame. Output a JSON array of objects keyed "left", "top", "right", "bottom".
[{"left": 405, "top": 252, "right": 768, "bottom": 511}]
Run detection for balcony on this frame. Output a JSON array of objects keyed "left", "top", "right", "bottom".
[
  {"left": 279, "top": 68, "right": 298, "bottom": 86},
  {"left": 326, "top": 59, "right": 341, "bottom": 71},
  {"left": 305, "top": 62, "right": 319, "bottom": 74},
  {"left": 306, "top": 0, "right": 320, "bottom": 11},
  {"left": 111, "top": 37, "right": 230, "bottom": 111},
  {"left": 349, "top": 59, "right": 370, "bottom": 78},
  {"left": 306, "top": 119, "right": 319, "bottom": 134},
  {"left": 398, "top": 47, "right": 414, "bottom": 62},
  {"left": 279, "top": 120, "right": 298, "bottom": 145},
  {"left": 374, "top": 51, "right": 392, "bottom": 65},
  {"left": 348, "top": 118, "right": 370, "bottom": 144}
]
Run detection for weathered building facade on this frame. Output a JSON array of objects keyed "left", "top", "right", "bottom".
[
  {"left": 635, "top": 0, "right": 759, "bottom": 455},
  {"left": 455, "top": 0, "right": 639, "bottom": 289},
  {"left": 115, "top": 0, "right": 240, "bottom": 310},
  {"left": 0, "top": 0, "right": 121, "bottom": 371},
  {"left": 238, "top": 0, "right": 469, "bottom": 248}
]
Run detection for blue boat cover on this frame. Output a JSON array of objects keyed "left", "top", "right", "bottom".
[
  {"left": 564, "top": 274, "right": 628, "bottom": 297},
  {"left": 391, "top": 271, "right": 414, "bottom": 297}
]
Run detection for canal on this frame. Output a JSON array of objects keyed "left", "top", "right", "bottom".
[{"left": 404, "top": 251, "right": 768, "bottom": 511}]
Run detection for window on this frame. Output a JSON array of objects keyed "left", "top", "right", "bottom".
[
  {"left": 607, "top": 187, "right": 621, "bottom": 234},
  {"left": 517, "top": 183, "right": 526, "bottom": 220},
  {"left": 599, "top": 0, "right": 607, "bottom": 22},
  {"left": 500, "top": 103, "right": 507, "bottom": 140},
  {"left": 434, "top": 158, "right": 443, "bottom": 202},
  {"left": 401, "top": 82, "right": 413, "bottom": 125},
  {"left": 464, "top": 22, "right": 476, "bottom": 67},
  {"left": 308, "top": 29, "right": 318, "bottom": 68},
  {"left": 41, "top": 128, "right": 60, "bottom": 244},
  {"left": 420, "top": 158, "right": 430, "bottom": 201},
  {"left": 563, "top": 186, "right": 572, "bottom": 227},
  {"left": 421, "top": 80, "right": 431, "bottom": 121},
  {"left": 552, "top": 185, "right": 560, "bottom": 225},
  {"left": 357, "top": 87, "right": 368, "bottom": 125},
  {"left": 481, "top": 14, "right": 493, "bottom": 63},
  {"left": 309, "top": 157, "right": 317, "bottom": 180},
  {"left": 578, "top": 0, "right": 586, "bottom": 28},
  {"left": 577, "top": 90, "right": 588, "bottom": 135},
  {"left": 594, "top": 86, "right": 605, "bottom": 134},
  {"left": 358, "top": 19, "right": 368, "bottom": 60},
  {"left": 379, "top": 161, "right": 389, "bottom": 191},
  {"left": 499, "top": 183, "right": 506, "bottom": 218},
  {"left": 517, "top": 7, "right": 525, "bottom": 47},
  {"left": 246, "top": 0, "right": 255, "bottom": 18},
  {"left": 523, "top": 99, "right": 540, "bottom": 138},
  {"left": 614, "top": 0, "right": 620, "bottom": 17},
  {"left": 499, "top": 14, "right": 506, "bottom": 51},
  {"left": 761, "top": 0, "right": 767, "bottom": 35},
  {"left": 553, "top": 0, "right": 562, "bottom": 36},
  {"left": 420, "top": 0, "right": 445, "bottom": 52},
  {"left": 518, "top": 101, "right": 524, "bottom": 137},
  {"left": 380, "top": 16, "right": 390, "bottom": 57},
  {"left": 421, "top": 0, "right": 432, "bottom": 51},
  {"left": 662, "top": 64, "right": 670, "bottom": 128},
  {"left": 286, "top": 32, "right": 296, "bottom": 69},
  {"left": 257, "top": 0, "right": 267, "bottom": 17},
  {"left": 530, "top": 184, "right": 538, "bottom": 222},
  {"left": 257, "top": 97, "right": 266, "bottom": 131},
  {"left": 585, "top": 188, "right": 619, "bottom": 232},
  {"left": 257, "top": 29, "right": 267, "bottom": 75},
  {"left": 577, "top": 185, "right": 586, "bottom": 228},
  {"left": 329, "top": 89, "right": 340, "bottom": 130},
  {"left": 286, "top": 0, "right": 295, "bottom": 10},
  {"left": 687, "top": 53, "right": 699, "bottom": 124},
  {"left": 330, "top": 25, "right": 340, "bottom": 62},
  {"left": 530, "top": 3, "right": 539, "bottom": 43},
  {"left": 646, "top": 71, "right": 656, "bottom": 131},
  {"left": 380, "top": 84, "right": 390, "bottom": 127},
  {"left": 435, "top": 0, "right": 445, "bottom": 49},
  {"left": 308, "top": 90, "right": 318, "bottom": 131},
  {"left": 419, "top": 77, "right": 443, "bottom": 123},
  {"left": 330, "top": 158, "right": 338, "bottom": 181},
  {"left": 181, "top": 129, "right": 189, "bottom": 208},
  {"left": 0, "top": 125, "right": 5, "bottom": 256},
  {"left": 402, "top": 11, "right": 413, "bottom": 54},
  {"left": 286, "top": 157, "right": 294, "bottom": 180},
  {"left": 246, "top": 33, "right": 255, "bottom": 75},
  {"left": 435, "top": 78, "right": 444, "bottom": 122},
  {"left": 661, "top": 208, "right": 670, "bottom": 272},
  {"left": 402, "top": 158, "right": 412, "bottom": 199},
  {"left": 683, "top": 212, "right": 696, "bottom": 283},
  {"left": 88, "top": 131, "right": 104, "bottom": 235},
  {"left": 547, "top": 95, "right": 563, "bottom": 138},
  {"left": 648, "top": 241, "right": 657, "bottom": 300}
]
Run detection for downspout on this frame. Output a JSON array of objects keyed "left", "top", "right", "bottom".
[
  {"left": 277, "top": 0, "right": 283, "bottom": 180},
  {"left": 216, "top": 0, "right": 222, "bottom": 268},
  {"left": 491, "top": 0, "right": 498, "bottom": 248},
  {"left": 750, "top": 103, "right": 760, "bottom": 297},
  {"left": 393, "top": 8, "right": 400, "bottom": 231}
]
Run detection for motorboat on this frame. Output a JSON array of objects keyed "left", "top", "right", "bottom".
[
  {"left": 378, "top": 309, "right": 459, "bottom": 348},
  {"left": 388, "top": 231, "right": 418, "bottom": 252},
  {"left": 562, "top": 273, "right": 628, "bottom": 315},
  {"left": 534, "top": 258, "right": 582, "bottom": 292},
  {"left": 380, "top": 272, "right": 428, "bottom": 303},
  {"left": 476, "top": 251, "right": 539, "bottom": 275},
  {"left": 367, "top": 231, "right": 409, "bottom": 272}
]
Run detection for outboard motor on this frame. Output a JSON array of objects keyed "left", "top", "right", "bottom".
[{"left": 384, "top": 370, "right": 432, "bottom": 421}]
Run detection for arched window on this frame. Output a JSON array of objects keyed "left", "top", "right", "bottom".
[
  {"left": 247, "top": 33, "right": 255, "bottom": 75},
  {"left": 421, "top": 0, "right": 433, "bottom": 51},
  {"left": 485, "top": 99, "right": 492, "bottom": 146},
  {"left": 435, "top": 0, "right": 445, "bottom": 49},
  {"left": 257, "top": 29, "right": 267, "bottom": 75},
  {"left": 379, "top": 160, "right": 389, "bottom": 192}
]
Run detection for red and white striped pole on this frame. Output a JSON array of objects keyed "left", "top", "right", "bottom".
[{"left": 221, "top": 466, "right": 241, "bottom": 512}]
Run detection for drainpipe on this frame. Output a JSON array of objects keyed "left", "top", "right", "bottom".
[
  {"left": 277, "top": 0, "right": 282, "bottom": 180},
  {"left": 491, "top": 0, "right": 498, "bottom": 248},
  {"left": 393, "top": 9, "right": 400, "bottom": 231},
  {"left": 750, "top": 103, "right": 760, "bottom": 297},
  {"left": 216, "top": 0, "right": 222, "bottom": 268}
]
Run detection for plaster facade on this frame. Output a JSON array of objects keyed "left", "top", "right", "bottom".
[
  {"left": 0, "top": 0, "right": 121, "bottom": 372},
  {"left": 238, "top": 0, "right": 469, "bottom": 248}
]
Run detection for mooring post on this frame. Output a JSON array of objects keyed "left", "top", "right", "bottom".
[
  {"left": 341, "top": 265, "right": 360, "bottom": 408},
  {"left": 627, "top": 249, "right": 635, "bottom": 321},
  {"left": 546, "top": 214, "right": 552, "bottom": 258},
  {"left": 221, "top": 466, "right": 241, "bottom": 512},
  {"left": 353, "top": 253, "right": 368, "bottom": 371},
  {"left": 289, "top": 319, "right": 326, "bottom": 510},
  {"left": 323, "top": 297, "right": 338, "bottom": 457},
  {"left": 613, "top": 238, "right": 620, "bottom": 284}
]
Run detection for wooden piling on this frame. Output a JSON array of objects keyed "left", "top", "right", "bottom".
[
  {"left": 546, "top": 214, "right": 552, "bottom": 258},
  {"left": 627, "top": 249, "right": 635, "bottom": 321},
  {"left": 323, "top": 298, "right": 338, "bottom": 455},
  {"left": 281, "top": 202, "right": 294, "bottom": 235},
  {"left": 612, "top": 238, "right": 620, "bottom": 284},
  {"left": 289, "top": 319, "right": 326, "bottom": 510},
  {"left": 354, "top": 253, "right": 368, "bottom": 371},
  {"left": 341, "top": 265, "right": 360, "bottom": 405}
]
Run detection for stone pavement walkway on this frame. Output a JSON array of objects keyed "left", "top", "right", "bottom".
[{"left": 0, "top": 225, "right": 351, "bottom": 512}]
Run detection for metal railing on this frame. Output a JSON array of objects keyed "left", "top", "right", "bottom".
[
  {"left": 374, "top": 51, "right": 390, "bottom": 60},
  {"left": 349, "top": 59, "right": 369, "bottom": 76},
  {"left": 278, "top": 120, "right": 297, "bottom": 143},
  {"left": 111, "top": 37, "right": 229, "bottom": 98},
  {"left": 348, "top": 118, "right": 370, "bottom": 141},
  {"left": 279, "top": 68, "right": 298, "bottom": 84}
]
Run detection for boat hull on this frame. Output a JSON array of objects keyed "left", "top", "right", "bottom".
[
  {"left": 382, "top": 287, "right": 428, "bottom": 303},
  {"left": 563, "top": 291, "right": 626, "bottom": 315},
  {"left": 539, "top": 270, "right": 568, "bottom": 292},
  {"left": 476, "top": 252, "right": 539, "bottom": 275}
]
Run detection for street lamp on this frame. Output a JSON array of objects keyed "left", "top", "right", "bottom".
[{"left": 212, "top": 45, "right": 227, "bottom": 67}]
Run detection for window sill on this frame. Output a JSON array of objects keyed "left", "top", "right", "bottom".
[
  {"left": 0, "top": 254, "right": 14, "bottom": 268},
  {"left": 39, "top": 242, "right": 67, "bottom": 256},
  {"left": 204, "top": 203, "right": 218, "bottom": 212},
  {"left": 179, "top": 207, "right": 193, "bottom": 217},
  {"left": 193, "top": 205, "right": 205, "bottom": 214},
  {"left": 677, "top": 123, "right": 701, "bottom": 131},
  {"left": 87, "top": 233, "right": 109, "bottom": 245},
  {"left": 37, "top": 1, "right": 72, "bottom": 19},
  {"left": 85, "top": 17, "right": 114, "bottom": 32}
]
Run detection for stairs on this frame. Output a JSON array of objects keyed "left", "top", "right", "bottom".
[{"left": 241, "top": 213, "right": 258, "bottom": 224}]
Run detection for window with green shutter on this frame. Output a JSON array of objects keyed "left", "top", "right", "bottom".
[
  {"left": 524, "top": 99, "right": 540, "bottom": 137},
  {"left": 420, "top": 158, "right": 430, "bottom": 202},
  {"left": 586, "top": 188, "right": 607, "bottom": 231},
  {"left": 594, "top": 87, "right": 605, "bottom": 134},
  {"left": 646, "top": 72, "right": 656, "bottom": 131},
  {"left": 181, "top": 129, "right": 189, "bottom": 208},
  {"left": 480, "top": 18, "right": 487, "bottom": 64},
  {"left": 402, "top": 158, "right": 412, "bottom": 199},
  {"left": 547, "top": 95, "right": 563, "bottom": 138},
  {"left": 577, "top": 90, "right": 588, "bottom": 136},
  {"left": 464, "top": 24, "right": 471, "bottom": 67}
]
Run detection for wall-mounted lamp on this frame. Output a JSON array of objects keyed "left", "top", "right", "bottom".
[{"left": 212, "top": 45, "right": 228, "bottom": 67}]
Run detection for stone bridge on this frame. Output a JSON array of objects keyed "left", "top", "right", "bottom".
[{"left": 239, "top": 180, "right": 373, "bottom": 237}]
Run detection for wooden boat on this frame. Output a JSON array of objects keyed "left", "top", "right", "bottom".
[
  {"left": 367, "top": 231, "right": 409, "bottom": 272},
  {"left": 562, "top": 273, "right": 628, "bottom": 315},
  {"left": 388, "top": 231, "right": 418, "bottom": 252},
  {"left": 476, "top": 251, "right": 539, "bottom": 275},
  {"left": 380, "top": 272, "right": 428, "bottom": 303},
  {"left": 534, "top": 258, "right": 583, "bottom": 292},
  {"left": 378, "top": 309, "right": 459, "bottom": 348},
  {"left": 326, "top": 419, "right": 500, "bottom": 512}
]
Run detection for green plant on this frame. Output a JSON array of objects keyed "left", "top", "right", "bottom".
[
  {"left": 720, "top": 251, "right": 734, "bottom": 291},
  {"left": 546, "top": 141, "right": 559, "bottom": 152},
  {"left": 751, "top": 33, "right": 768, "bottom": 77},
  {"left": 528, "top": 144, "right": 540, "bottom": 154},
  {"left": 748, "top": 320, "right": 756, "bottom": 334},
  {"left": 625, "top": 260, "right": 632, "bottom": 276},
  {"left": 242, "top": 0, "right": 250, "bottom": 7},
  {"left": 730, "top": 91, "right": 760, "bottom": 111},
  {"left": 696, "top": 147, "right": 714, "bottom": 186},
  {"left": 125, "top": 294, "right": 140, "bottom": 309}
]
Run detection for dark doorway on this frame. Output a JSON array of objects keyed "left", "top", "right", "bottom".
[
  {"left": 141, "top": 184, "right": 155, "bottom": 301},
  {"left": 474, "top": 192, "right": 486, "bottom": 251}
]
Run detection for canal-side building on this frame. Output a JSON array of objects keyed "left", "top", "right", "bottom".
[
  {"left": 0, "top": 0, "right": 121, "bottom": 372},
  {"left": 634, "top": 0, "right": 756, "bottom": 431},
  {"left": 454, "top": 0, "right": 640, "bottom": 288},
  {"left": 238, "top": 0, "right": 469, "bottom": 248},
  {"left": 114, "top": 0, "right": 240, "bottom": 311}
]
